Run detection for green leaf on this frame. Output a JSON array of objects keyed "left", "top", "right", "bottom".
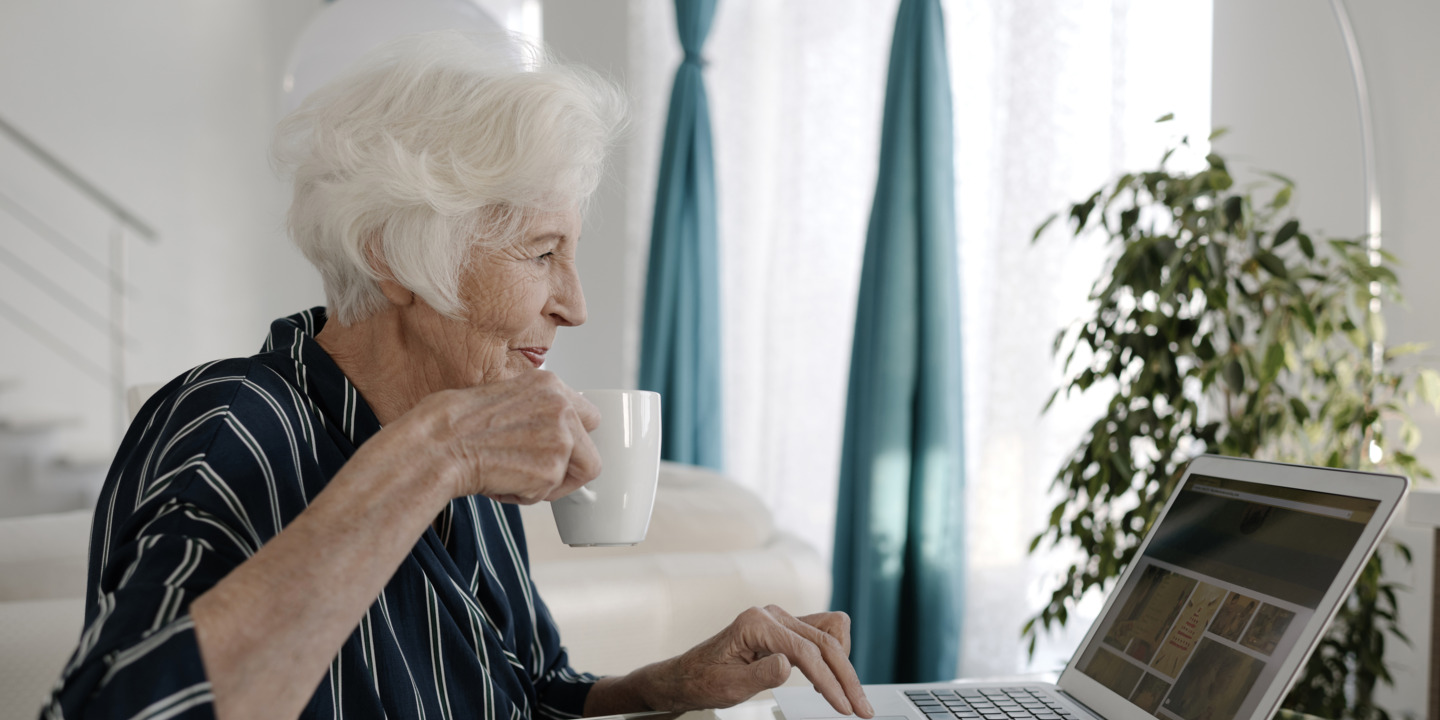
[
  {"left": 1270, "top": 185, "right": 1292, "bottom": 210},
  {"left": 1043, "top": 387, "right": 1062, "bottom": 412},
  {"left": 1283, "top": 341, "right": 1300, "bottom": 374},
  {"left": 1419, "top": 369, "right": 1440, "bottom": 412},
  {"left": 1295, "top": 302, "right": 1316, "bottom": 333},
  {"left": 1032, "top": 213, "right": 1059, "bottom": 243},
  {"left": 1262, "top": 343, "right": 1285, "bottom": 384},
  {"left": 1071, "top": 194, "right": 1100, "bottom": 233},
  {"left": 1208, "top": 169, "right": 1234, "bottom": 192},
  {"left": 1383, "top": 342, "right": 1426, "bottom": 360},
  {"left": 1273, "top": 219, "right": 1299, "bottom": 248},
  {"left": 1402, "top": 420, "right": 1422, "bottom": 451},
  {"left": 1208, "top": 127, "right": 1230, "bottom": 141},
  {"left": 1225, "top": 358, "right": 1245, "bottom": 390},
  {"left": 1297, "top": 233, "right": 1315, "bottom": 259},
  {"left": 1257, "top": 251, "right": 1289, "bottom": 278},
  {"left": 1049, "top": 503, "right": 1066, "bottom": 527},
  {"left": 1223, "top": 196, "right": 1244, "bottom": 230},
  {"left": 1195, "top": 337, "right": 1216, "bottom": 362},
  {"left": 1289, "top": 397, "right": 1311, "bottom": 423},
  {"left": 1120, "top": 207, "right": 1140, "bottom": 236},
  {"left": 1155, "top": 112, "right": 1175, "bottom": 123}
]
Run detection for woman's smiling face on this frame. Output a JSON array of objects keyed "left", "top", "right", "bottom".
[{"left": 410, "top": 206, "right": 588, "bottom": 388}]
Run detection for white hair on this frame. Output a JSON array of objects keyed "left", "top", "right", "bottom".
[{"left": 273, "top": 30, "right": 626, "bottom": 325}]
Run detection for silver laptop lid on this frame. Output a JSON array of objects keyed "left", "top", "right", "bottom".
[{"left": 1056, "top": 455, "right": 1408, "bottom": 720}]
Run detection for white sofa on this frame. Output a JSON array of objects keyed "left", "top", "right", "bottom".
[{"left": 0, "top": 462, "right": 828, "bottom": 719}]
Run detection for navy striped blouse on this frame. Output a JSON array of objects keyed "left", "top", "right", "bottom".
[{"left": 44, "top": 308, "right": 597, "bottom": 719}]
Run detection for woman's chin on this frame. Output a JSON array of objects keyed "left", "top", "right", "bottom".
[{"left": 477, "top": 362, "right": 539, "bottom": 385}]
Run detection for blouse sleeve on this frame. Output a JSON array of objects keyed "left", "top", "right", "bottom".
[
  {"left": 43, "top": 494, "right": 256, "bottom": 719},
  {"left": 529, "top": 639, "right": 596, "bottom": 717},
  {"left": 44, "top": 373, "right": 270, "bottom": 719}
]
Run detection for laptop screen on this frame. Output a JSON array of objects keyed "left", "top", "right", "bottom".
[{"left": 1073, "top": 474, "right": 1379, "bottom": 720}]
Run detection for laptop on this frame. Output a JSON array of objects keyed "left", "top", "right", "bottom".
[{"left": 774, "top": 455, "right": 1409, "bottom": 720}]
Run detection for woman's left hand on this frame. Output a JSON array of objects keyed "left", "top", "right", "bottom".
[{"left": 585, "top": 606, "right": 874, "bottom": 718}]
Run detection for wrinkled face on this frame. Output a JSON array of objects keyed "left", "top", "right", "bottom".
[{"left": 418, "top": 206, "right": 587, "bottom": 387}]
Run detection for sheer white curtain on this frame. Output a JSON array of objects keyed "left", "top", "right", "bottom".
[{"left": 626, "top": 0, "right": 1211, "bottom": 678}]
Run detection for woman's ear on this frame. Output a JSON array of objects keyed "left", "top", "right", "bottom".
[
  {"left": 367, "top": 242, "right": 415, "bottom": 308},
  {"left": 377, "top": 276, "right": 415, "bottom": 307}
]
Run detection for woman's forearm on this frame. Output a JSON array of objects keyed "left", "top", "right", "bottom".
[
  {"left": 190, "top": 422, "right": 454, "bottom": 719},
  {"left": 584, "top": 663, "right": 671, "bottom": 717}
]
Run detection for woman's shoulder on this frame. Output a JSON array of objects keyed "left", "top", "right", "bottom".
[
  {"left": 125, "top": 308, "right": 344, "bottom": 466},
  {"left": 120, "top": 353, "right": 320, "bottom": 476},
  {"left": 136, "top": 356, "right": 300, "bottom": 426},
  {"left": 108, "top": 354, "right": 327, "bottom": 533}
]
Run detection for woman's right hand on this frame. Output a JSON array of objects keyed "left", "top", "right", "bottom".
[{"left": 401, "top": 369, "right": 604, "bottom": 504}]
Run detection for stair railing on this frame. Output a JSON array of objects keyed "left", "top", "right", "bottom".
[{"left": 0, "top": 113, "right": 159, "bottom": 441}]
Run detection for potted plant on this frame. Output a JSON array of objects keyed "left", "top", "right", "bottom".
[{"left": 1025, "top": 120, "right": 1440, "bottom": 720}]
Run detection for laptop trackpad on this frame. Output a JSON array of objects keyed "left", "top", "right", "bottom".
[
  {"left": 797, "top": 717, "right": 910, "bottom": 720},
  {"left": 794, "top": 714, "right": 904, "bottom": 720}
]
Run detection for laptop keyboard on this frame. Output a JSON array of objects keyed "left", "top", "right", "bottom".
[{"left": 904, "top": 688, "right": 1079, "bottom": 720}]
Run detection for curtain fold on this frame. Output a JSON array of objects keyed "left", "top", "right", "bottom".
[
  {"left": 638, "top": 0, "right": 723, "bottom": 470},
  {"left": 830, "top": 0, "right": 964, "bottom": 684}
]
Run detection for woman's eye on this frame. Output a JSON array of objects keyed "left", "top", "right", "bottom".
[{"left": 534, "top": 252, "right": 554, "bottom": 263}]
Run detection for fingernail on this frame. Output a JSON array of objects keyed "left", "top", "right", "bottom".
[{"left": 860, "top": 697, "right": 875, "bottom": 717}]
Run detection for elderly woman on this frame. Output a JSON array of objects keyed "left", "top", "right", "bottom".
[{"left": 45, "top": 32, "right": 873, "bottom": 720}]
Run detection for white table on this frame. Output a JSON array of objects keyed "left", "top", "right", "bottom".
[{"left": 585, "top": 695, "right": 782, "bottom": 720}]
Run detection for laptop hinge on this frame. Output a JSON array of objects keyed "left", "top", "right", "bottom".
[{"left": 1055, "top": 690, "right": 1104, "bottom": 720}]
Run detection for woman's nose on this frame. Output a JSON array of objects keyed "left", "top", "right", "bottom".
[{"left": 549, "top": 266, "right": 587, "bottom": 327}]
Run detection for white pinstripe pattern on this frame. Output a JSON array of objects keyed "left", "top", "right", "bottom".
[
  {"left": 377, "top": 589, "right": 430, "bottom": 720},
  {"left": 489, "top": 502, "right": 546, "bottom": 676},
  {"left": 131, "top": 683, "right": 214, "bottom": 720},
  {"left": 98, "top": 616, "right": 197, "bottom": 687}
]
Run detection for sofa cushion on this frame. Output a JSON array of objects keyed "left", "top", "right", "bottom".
[
  {"left": 0, "top": 510, "right": 91, "bottom": 602},
  {"left": 0, "top": 597, "right": 85, "bottom": 720},
  {"left": 520, "top": 461, "right": 774, "bottom": 565},
  {"left": 531, "top": 532, "right": 828, "bottom": 676}
]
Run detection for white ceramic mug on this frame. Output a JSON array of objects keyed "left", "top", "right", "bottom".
[{"left": 550, "top": 389, "right": 662, "bottom": 546}]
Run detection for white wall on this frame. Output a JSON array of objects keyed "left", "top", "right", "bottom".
[
  {"left": 0, "top": 0, "right": 328, "bottom": 455},
  {"left": 1213, "top": 0, "right": 1440, "bottom": 713}
]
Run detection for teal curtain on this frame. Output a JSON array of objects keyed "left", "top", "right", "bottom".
[
  {"left": 830, "top": 0, "right": 964, "bottom": 684},
  {"left": 638, "top": 0, "right": 723, "bottom": 470}
]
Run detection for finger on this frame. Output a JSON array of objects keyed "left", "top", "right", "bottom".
[
  {"left": 543, "top": 410, "right": 603, "bottom": 502},
  {"left": 769, "top": 607, "right": 871, "bottom": 718},
  {"left": 752, "top": 653, "right": 792, "bottom": 689},
  {"left": 543, "top": 470, "right": 591, "bottom": 503},
  {"left": 746, "top": 612, "right": 852, "bottom": 716},
  {"left": 565, "top": 403, "right": 602, "bottom": 482},
  {"left": 798, "top": 611, "right": 853, "bottom": 655},
  {"left": 569, "top": 388, "right": 602, "bottom": 432}
]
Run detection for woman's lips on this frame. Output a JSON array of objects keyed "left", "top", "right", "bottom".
[{"left": 517, "top": 348, "right": 548, "bottom": 367}]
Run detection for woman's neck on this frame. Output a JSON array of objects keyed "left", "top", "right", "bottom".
[{"left": 314, "top": 309, "right": 448, "bottom": 426}]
